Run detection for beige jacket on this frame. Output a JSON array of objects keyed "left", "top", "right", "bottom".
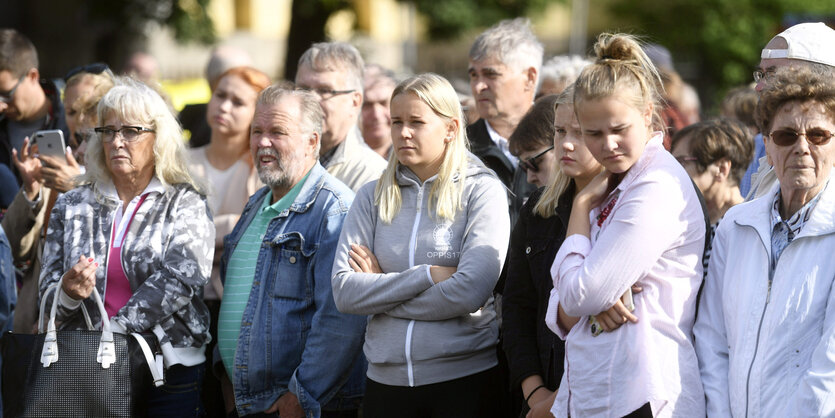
[
  {"left": 2, "top": 187, "right": 53, "bottom": 333},
  {"left": 187, "top": 147, "right": 262, "bottom": 298},
  {"left": 324, "top": 129, "right": 387, "bottom": 192}
]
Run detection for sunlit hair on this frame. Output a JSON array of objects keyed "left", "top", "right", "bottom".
[
  {"left": 755, "top": 65, "right": 835, "bottom": 135},
  {"left": 81, "top": 76, "right": 203, "bottom": 194},
  {"left": 539, "top": 55, "right": 591, "bottom": 94},
  {"left": 66, "top": 69, "right": 116, "bottom": 127},
  {"left": 573, "top": 33, "right": 664, "bottom": 131},
  {"left": 211, "top": 66, "right": 271, "bottom": 92},
  {"left": 298, "top": 42, "right": 365, "bottom": 93},
  {"left": 469, "top": 18, "right": 543, "bottom": 77},
  {"left": 375, "top": 73, "right": 469, "bottom": 223},
  {"left": 256, "top": 85, "right": 324, "bottom": 155},
  {"left": 670, "top": 118, "right": 754, "bottom": 185},
  {"left": 534, "top": 85, "right": 583, "bottom": 218}
]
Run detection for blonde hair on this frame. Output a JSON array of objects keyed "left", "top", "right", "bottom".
[
  {"left": 375, "top": 73, "right": 469, "bottom": 223},
  {"left": 81, "top": 76, "right": 203, "bottom": 194},
  {"left": 573, "top": 33, "right": 664, "bottom": 131},
  {"left": 534, "top": 86, "right": 575, "bottom": 218}
]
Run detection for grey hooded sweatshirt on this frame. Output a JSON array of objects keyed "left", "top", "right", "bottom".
[{"left": 332, "top": 154, "right": 510, "bottom": 387}]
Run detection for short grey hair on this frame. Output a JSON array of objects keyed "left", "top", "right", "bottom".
[
  {"left": 469, "top": 18, "right": 543, "bottom": 77},
  {"left": 257, "top": 86, "right": 325, "bottom": 155},
  {"left": 540, "top": 55, "right": 592, "bottom": 90},
  {"left": 297, "top": 42, "right": 365, "bottom": 93}
]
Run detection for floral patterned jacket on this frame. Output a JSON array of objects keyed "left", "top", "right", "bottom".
[{"left": 39, "top": 178, "right": 214, "bottom": 367}]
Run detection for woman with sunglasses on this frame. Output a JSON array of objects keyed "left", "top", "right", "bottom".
[
  {"left": 695, "top": 66, "right": 835, "bottom": 417},
  {"left": 502, "top": 86, "right": 602, "bottom": 418}
]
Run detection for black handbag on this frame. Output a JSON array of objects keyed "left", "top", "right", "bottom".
[{"left": 1, "top": 281, "right": 165, "bottom": 417}]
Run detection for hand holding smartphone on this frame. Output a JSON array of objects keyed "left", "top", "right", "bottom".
[{"left": 33, "top": 130, "right": 66, "bottom": 159}]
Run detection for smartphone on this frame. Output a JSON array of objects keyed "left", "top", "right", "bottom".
[{"left": 34, "top": 130, "right": 66, "bottom": 159}]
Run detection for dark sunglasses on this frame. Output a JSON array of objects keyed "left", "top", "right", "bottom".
[
  {"left": 519, "top": 145, "right": 554, "bottom": 173},
  {"left": 768, "top": 128, "right": 833, "bottom": 147},
  {"left": 64, "top": 63, "right": 110, "bottom": 82}
]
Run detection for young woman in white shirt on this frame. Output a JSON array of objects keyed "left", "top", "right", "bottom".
[{"left": 545, "top": 33, "right": 707, "bottom": 417}]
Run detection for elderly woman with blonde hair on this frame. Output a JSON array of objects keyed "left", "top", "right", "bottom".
[{"left": 39, "top": 76, "right": 214, "bottom": 415}]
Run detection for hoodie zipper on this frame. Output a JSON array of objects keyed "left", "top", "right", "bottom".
[
  {"left": 744, "top": 223, "right": 780, "bottom": 418},
  {"left": 405, "top": 183, "right": 425, "bottom": 387}
]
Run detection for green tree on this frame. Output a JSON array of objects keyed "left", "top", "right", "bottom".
[
  {"left": 404, "top": 0, "right": 552, "bottom": 40},
  {"left": 605, "top": 0, "right": 835, "bottom": 106}
]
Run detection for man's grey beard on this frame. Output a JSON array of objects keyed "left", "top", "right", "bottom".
[{"left": 256, "top": 148, "right": 301, "bottom": 190}]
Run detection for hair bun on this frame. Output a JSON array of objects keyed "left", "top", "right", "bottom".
[{"left": 594, "top": 33, "right": 642, "bottom": 63}]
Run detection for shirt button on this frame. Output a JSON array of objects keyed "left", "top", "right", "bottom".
[
  {"left": 525, "top": 246, "right": 531, "bottom": 254},
  {"left": 289, "top": 256, "right": 297, "bottom": 264}
]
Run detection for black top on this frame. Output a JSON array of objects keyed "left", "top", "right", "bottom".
[{"left": 501, "top": 183, "right": 574, "bottom": 390}]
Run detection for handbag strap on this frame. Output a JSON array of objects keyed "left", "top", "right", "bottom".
[
  {"left": 40, "top": 279, "right": 116, "bottom": 369},
  {"left": 130, "top": 333, "right": 165, "bottom": 387}
]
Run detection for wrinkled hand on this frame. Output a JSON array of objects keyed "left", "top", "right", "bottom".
[
  {"left": 40, "top": 148, "right": 81, "bottom": 193},
  {"left": 591, "top": 284, "right": 643, "bottom": 333},
  {"left": 348, "top": 244, "right": 383, "bottom": 273},
  {"left": 61, "top": 254, "right": 98, "bottom": 300},
  {"left": 575, "top": 169, "right": 612, "bottom": 208},
  {"left": 265, "top": 392, "right": 303, "bottom": 418},
  {"left": 527, "top": 389, "right": 557, "bottom": 418},
  {"left": 12, "top": 137, "right": 43, "bottom": 199}
]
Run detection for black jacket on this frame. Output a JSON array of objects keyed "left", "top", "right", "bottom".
[
  {"left": 501, "top": 183, "right": 574, "bottom": 390},
  {"left": 467, "top": 119, "right": 535, "bottom": 228},
  {"left": 0, "top": 78, "right": 68, "bottom": 185}
]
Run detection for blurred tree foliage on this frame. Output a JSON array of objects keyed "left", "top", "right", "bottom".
[
  {"left": 87, "top": 0, "right": 216, "bottom": 44},
  {"left": 605, "top": 0, "right": 835, "bottom": 102},
  {"left": 404, "top": 0, "right": 552, "bottom": 40}
]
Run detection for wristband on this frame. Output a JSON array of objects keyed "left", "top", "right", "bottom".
[{"left": 525, "top": 384, "right": 546, "bottom": 404}]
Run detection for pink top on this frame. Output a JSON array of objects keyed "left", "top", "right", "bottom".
[
  {"left": 104, "top": 193, "right": 148, "bottom": 318},
  {"left": 544, "top": 134, "right": 706, "bottom": 417}
]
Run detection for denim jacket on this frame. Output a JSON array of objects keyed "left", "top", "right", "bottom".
[{"left": 218, "top": 163, "right": 367, "bottom": 417}]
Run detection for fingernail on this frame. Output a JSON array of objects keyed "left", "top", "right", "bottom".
[
  {"left": 94, "top": 262, "right": 99, "bottom": 267},
  {"left": 88, "top": 257, "right": 94, "bottom": 262}
]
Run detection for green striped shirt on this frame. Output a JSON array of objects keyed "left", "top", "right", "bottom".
[{"left": 217, "top": 171, "right": 310, "bottom": 380}]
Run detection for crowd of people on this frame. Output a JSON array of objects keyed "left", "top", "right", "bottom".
[{"left": 0, "top": 15, "right": 833, "bottom": 418}]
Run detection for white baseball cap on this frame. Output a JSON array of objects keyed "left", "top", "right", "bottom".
[{"left": 761, "top": 22, "right": 835, "bottom": 67}]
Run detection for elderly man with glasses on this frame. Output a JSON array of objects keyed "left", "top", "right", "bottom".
[{"left": 294, "top": 42, "right": 386, "bottom": 192}]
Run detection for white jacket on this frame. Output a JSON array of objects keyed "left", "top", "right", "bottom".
[{"left": 694, "top": 180, "right": 835, "bottom": 418}]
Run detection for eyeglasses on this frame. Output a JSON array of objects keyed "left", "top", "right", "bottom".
[
  {"left": 295, "top": 86, "right": 355, "bottom": 100},
  {"left": 94, "top": 126, "right": 155, "bottom": 143},
  {"left": 0, "top": 73, "right": 26, "bottom": 104},
  {"left": 753, "top": 68, "right": 775, "bottom": 83},
  {"left": 768, "top": 128, "right": 833, "bottom": 147},
  {"left": 675, "top": 155, "right": 699, "bottom": 165},
  {"left": 518, "top": 145, "right": 554, "bottom": 173},
  {"left": 64, "top": 62, "right": 110, "bottom": 82}
]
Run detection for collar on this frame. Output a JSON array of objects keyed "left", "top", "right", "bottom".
[
  {"left": 97, "top": 176, "right": 166, "bottom": 205},
  {"left": 285, "top": 162, "right": 329, "bottom": 214},
  {"left": 770, "top": 178, "right": 830, "bottom": 237},
  {"left": 484, "top": 120, "right": 518, "bottom": 167},
  {"left": 321, "top": 127, "right": 363, "bottom": 167}
]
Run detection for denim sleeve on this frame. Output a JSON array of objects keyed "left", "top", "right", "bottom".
[
  {"left": 289, "top": 194, "right": 367, "bottom": 415},
  {"left": 0, "top": 226, "right": 16, "bottom": 333}
]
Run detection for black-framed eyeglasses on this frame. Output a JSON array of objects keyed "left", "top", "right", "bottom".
[
  {"left": 296, "top": 86, "right": 356, "bottom": 100},
  {"left": 768, "top": 128, "right": 833, "bottom": 147},
  {"left": 518, "top": 145, "right": 554, "bottom": 173},
  {"left": 0, "top": 73, "right": 27, "bottom": 104},
  {"left": 94, "top": 125, "right": 155, "bottom": 143},
  {"left": 753, "top": 68, "right": 775, "bottom": 83},
  {"left": 675, "top": 155, "right": 699, "bottom": 165},
  {"left": 64, "top": 63, "right": 110, "bottom": 82}
]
